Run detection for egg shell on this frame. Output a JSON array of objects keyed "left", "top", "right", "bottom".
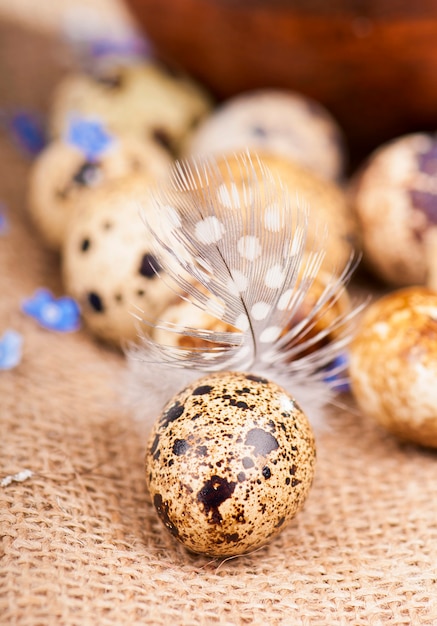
[
  {"left": 349, "top": 287, "right": 437, "bottom": 448},
  {"left": 281, "top": 269, "right": 352, "bottom": 360},
  {"left": 145, "top": 371, "right": 316, "bottom": 557},
  {"left": 152, "top": 269, "right": 352, "bottom": 360},
  {"left": 62, "top": 176, "right": 180, "bottom": 346},
  {"left": 27, "top": 134, "right": 171, "bottom": 250},
  {"left": 182, "top": 89, "right": 346, "bottom": 182},
  {"left": 152, "top": 293, "right": 238, "bottom": 350},
  {"left": 349, "top": 132, "right": 437, "bottom": 286},
  {"left": 49, "top": 60, "right": 213, "bottom": 155}
]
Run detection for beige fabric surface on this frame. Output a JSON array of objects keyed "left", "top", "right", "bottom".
[{"left": 1, "top": 13, "right": 437, "bottom": 626}]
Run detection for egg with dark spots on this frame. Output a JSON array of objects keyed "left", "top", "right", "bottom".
[
  {"left": 27, "top": 132, "right": 171, "bottom": 251},
  {"left": 49, "top": 61, "right": 213, "bottom": 156},
  {"left": 145, "top": 371, "right": 316, "bottom": 557},
  {"left": 62, "top": 176, "right": 181, "bottom": 347},
  {"left": 349, "top": 132, "right": 437, "bottom": 287}
]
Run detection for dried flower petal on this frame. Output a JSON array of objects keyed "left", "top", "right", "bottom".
[
  {"left": 322, "top": 352, "right": 350, "bottom": 393},
  {"left": 0, "top": 330, "right": 23, "bottom": 370},
  {"left": 10, "top": 111, "right": 47, "bottom": 156},
  {"left": 90, "top": 34, "right": 150, "bottom": 59},
  {"left": 21, "top": 288, "right": 81, "bottom": 332},
  {"left": 66, "top": 117, "right": 114, "bottom": 160}
]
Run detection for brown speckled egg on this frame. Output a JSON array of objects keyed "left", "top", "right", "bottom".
[
  {"left": 145, "top": 371, "right": 316, "bottom": 557},
  {"left": 182, "top": 89, "right": 346, "bottom": 182},
  {"left": 349, "top": 287, "right": 437, "bottom": 448},
  {"left": 27, "top": 134, "right": 171, "bottom": 250},
  {"left": 152, "top": 293, "right": 238, "bottom": 350},
  {"left": 282, "top": 269, "right": 352, "bottom": 359},
  {"left": 152, "top": 269, "right": 352, "bottom": 360},
  {"left": 62, "top": 176, "right": 178, "bottom": 346},
  {"left": 49, "top": 60, "right": 213, "bottom": 156},
  {"left": 350, "top": 132, "right": 437, "bottom": 286}
]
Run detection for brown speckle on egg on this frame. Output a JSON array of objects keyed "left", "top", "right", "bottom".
[
  {"left": 72, "top": 161, "right": 103, "bottom": 187},
  {"left": 80, "top": 238, "right": 91, "bottom": 252},
  {"left": 93, "top": 69, "right": 125, "bottom": 90},
  {"left": 139, "top": 253, "right": 161, "bottom": 278},
  {"left": 151, "top": 127, "right": 174, "bottom": 153},
  {"left": 145, "top": 371, "right": 316, "bottom": 557},
  {"left": 87, "top": 291, "right": 104, "bottom": 313}
]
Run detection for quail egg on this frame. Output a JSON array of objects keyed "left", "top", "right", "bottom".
[
  {"left": 152, "top": 269, "right": 352, "bottom": 361},
  {"left": 62, "top": 176, "right": 179, "bottom": 346},
  {"left": 349, "top": 132, "right": 437, "bottom": 286},
  {"left": 349, "top": 287, "right": 437, "bottom": 448},
  {"left": 28, "top": 133, "right": 171, "bottom": 250},
  {"left": 281, "top": 269, "right": 352, "bottom": 360},
  {"left": 145, "top": 371, "right": 316, "bottom": 557},
  {"left": 183, "top": 89, "right": 346, "bottom": 182},
  {"left": 49, "top": 60, "right": 213, "bottom": 156}
]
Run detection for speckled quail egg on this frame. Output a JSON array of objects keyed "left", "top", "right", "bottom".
[
  {"left": 145, "top": 371, "right": 316, "bottom": 557},
  {"left": 152, "top": 269, "right": 352, "bottom": 360},
  {"left": 62, "top": 176, "right": 179, "bottom": 346},
  {"left": 281, "top": 269, "right": 352, "bottom": 360},
  {"left": 27, "top": 133, "right": 171, "bottom": 250},
  {"left": 49, "top": 60, "right": 213, "bottom": 156},
  {"left": 152, "top": 292, "right": 238, "bottom": 350},
  {"left": 349, "top": 287, "right": 437, "bottom": 448},
  {"left": 349, "top": 132, "right": 437, "bottom": 286},
  {"left": 182, "top": 89, "right": 346, "bottom": 182}
]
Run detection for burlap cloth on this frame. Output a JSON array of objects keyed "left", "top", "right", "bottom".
[{"left": 1, "top": 5, "right": 437, "bottom": 625}]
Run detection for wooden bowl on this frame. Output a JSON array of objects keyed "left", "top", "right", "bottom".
[{"left": 124, "top": 0, "right": 437, "bottom": 166}]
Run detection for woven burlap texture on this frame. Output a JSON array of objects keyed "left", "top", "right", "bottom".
[{"left": 1, "top": 13, "right": 437, "bottom": 626}]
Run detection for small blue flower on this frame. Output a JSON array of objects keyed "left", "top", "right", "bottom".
[
  {"left": 323, "top": 352, "right": 350, "bottom": 393},
  {"left": 21, "top": 288, "right": 81, "bottom": 333},
  {"left": 0, "top": 330, "right": 23, "bottom": 370},
  {"left": 10, "top": 111, "right": 47, "bottom": 156},
  {"left": 66, "top": 117, "right": 114, "bottom": 161}
]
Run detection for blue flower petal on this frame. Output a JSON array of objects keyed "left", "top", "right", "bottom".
[
  {"left": 10, "top": 111, "right": 47, "bottom": 156},
  {"left": 21, "top": 288, "right": 52, "bottom": 316},
  {"left": 0, "top": 330, "right": 23, "bottom": 370},
  {"left": 323, "top": 352, "right": 351, "bottom": 393},
  {"left": 21, "top": 289, "right": 81, "bottom": 333},
  {"left": 90, "top": 34, "right": 150, "bottom": 59},
  {"left": 66, "top": 117, "right": 114, "bottom": 160}
]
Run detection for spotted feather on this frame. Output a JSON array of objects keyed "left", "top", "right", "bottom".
[{"left": 131, "top": 152, "right": 361, "bottom": 380}]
